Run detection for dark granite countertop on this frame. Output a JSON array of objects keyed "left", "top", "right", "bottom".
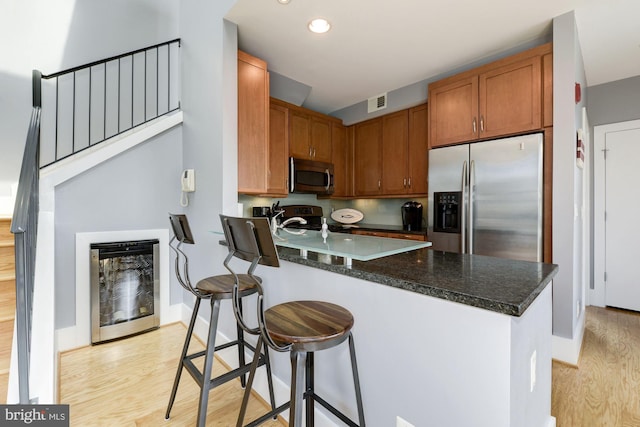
[{"left": 276, "top": 247, "right": 558, "bottom": 317}]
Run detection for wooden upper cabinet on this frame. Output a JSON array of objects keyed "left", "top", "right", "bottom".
[
  {"left": 542, "top": 52, "right": 553, "bottom": 128},
  {"left": 289, "top": 110, "right": 332, "bottom": 162},
  {"left": 352, "top": 104, "right": 428, "bottom": 198},
  {"left": 429, "top": 43, "right": 551, "bottom": 148},
  {"left": 353, "top": 118, "right": 383, "bottom": 196},
  {"left": 289, "top": 110, "right": 311, "bottom": 159},
  {"left": 268, "top": 102, "right": 289, "bottom": 195},
  {"left": 237, "top": 50, "right": 270, "bottom": 194},
  {"left": 408, "top": 104, "right": 428, "bottom": 195},
  {"left": 331, "top": 122, "right": 351, "bottom": 198},
  {"left": 381, "top": 110, "right": 409, "bottom": 195},
  {"left": 310, "top": 117, "right": 332, "bottom": 162},
  {"left": 479, "top": 56, "right": 541, "bottom": 138},
  {"left": 429, "top": 76, "right": 478, "bottom": 148}
]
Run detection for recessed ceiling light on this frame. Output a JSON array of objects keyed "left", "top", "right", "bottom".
[
  {"left": 277, "top": 0, "right": 290, "bottom": 4},
  {"left": 308, "top": 18, "right": 331, "bottom": 34}
]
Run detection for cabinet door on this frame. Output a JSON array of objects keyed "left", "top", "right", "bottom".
[
  {"left": 353, "top": 118, "right": 382, "bottom": 196},
  {"left": 311, "top": 117, "right": 332, "bottom": 162},
  {"left": 381, "top": 110, "right": 409, "bottom": 195},
  {"left": 542, "top": 53, "right": 553, "bottom": 128},
  {"left": 331, "top": 122, "right": 350, "bottom": 197},
  {"left": 479, "top": 56, "right": 541, "bottom": 138},
  {"left": 351, "top": 230, "right": 389, "bottom": 238},
  {"left": 268, "top": 103, "right": 289, "bottom": 195},
  {"left": 290, "top": 110, "right": 311, "bottom": 159},
  {"left": 237, "top": 51, "right": 269, "bottom": 194},
  {"left": 385, "top": 232, "right": 426, "bottom": 241},
  {"left": 408, "top": 104, "right": 428, "bottom": 195},
  {"left": 429, "top": 76, "right": 478, "bottom": 147}
]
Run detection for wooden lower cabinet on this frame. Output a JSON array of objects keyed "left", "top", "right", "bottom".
[{"left": 351, "top": 229, "right": 427, "bottom": 241}]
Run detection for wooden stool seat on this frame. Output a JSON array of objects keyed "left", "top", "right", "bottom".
[
  {"left": 196, "top": 274, "right": 257, "bottom": 299},
  {"left": 265, "top": 301, "right": 354, "bottom": 351}
]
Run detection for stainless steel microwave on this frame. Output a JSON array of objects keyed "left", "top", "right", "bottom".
[{"left": 289, "top": 157, "right": 334, "bottom": 195}]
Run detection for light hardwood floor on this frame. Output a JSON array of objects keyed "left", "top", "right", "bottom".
[
  {"left": 59, "top": 323, "right": 285, "bottom": 427},
  {"left": 552, "top": 306, "right": 640, "bottom": 426},
  {"left": 56, "top": 301, "right": 640, "bottom": 426}
]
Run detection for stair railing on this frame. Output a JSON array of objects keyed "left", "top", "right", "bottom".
[
  {"left": 10, "top": 39, "right": 181, "bottom": 403},
  {"left": 10, "top": 70, "right": 42, "bottom": 404},
  {"left": 39, "top": 38, "right": 181, "bottom": 168}
]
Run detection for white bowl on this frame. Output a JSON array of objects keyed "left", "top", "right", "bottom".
[{"left": 331, "top": 208, "right": 364, "bottom": 224}]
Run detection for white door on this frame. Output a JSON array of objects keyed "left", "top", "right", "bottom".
[{"left": 605, "top": 127, "right": 640, "bottom": 311}]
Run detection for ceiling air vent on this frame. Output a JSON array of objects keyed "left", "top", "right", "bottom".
[{"left": 367, "top": 93, "right": 387, "bottom": 113}]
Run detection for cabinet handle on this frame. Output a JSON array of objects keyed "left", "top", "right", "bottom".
[
  {"left": 313, "top": 147, "right": 316, "bottom": 158},
  {"left": 480, "top": 116, "right": 484, "bottom": 132},
  {"left": 472, "top": 118, "right": 477, "bottom": 134},
  {"left": 403, "top": 178, "right": 407, "bottom": 188},
  {"left": 309, "top": 146, "right": 312, "bottom": 157},
  {"left": 408, "top": 177, "right": 412, "bottom": 188},
  {"left": 378, "top": 180, "right": 381, "bottom": 190}
]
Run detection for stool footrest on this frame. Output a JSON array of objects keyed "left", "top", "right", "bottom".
[
  {"left": 182, "top": 347, "right": 268, "bottom": 390},
  {"left": 243, "top": 402, "right": 290, "bottom": 427},
  {"left": 311, "top": 392, "right": 361, "bottom": 427},
  {"left": 241, "top": 393, "right": 361, "bottom": 427}
]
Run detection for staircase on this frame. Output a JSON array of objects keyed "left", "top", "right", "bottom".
[{"left": 0, "top": 217, "right": 15, "bottom": 403}]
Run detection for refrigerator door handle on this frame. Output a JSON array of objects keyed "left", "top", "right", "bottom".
[
  {"left": 469, "top": 160, "right": 475, "bottom": 255},
  {"left": 461, "top": 160, "right": 467, "bottom": 254}
]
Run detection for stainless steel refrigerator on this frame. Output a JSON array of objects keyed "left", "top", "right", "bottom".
[{"left": 427, "top": 133, "right": 543, "bottom": 262}]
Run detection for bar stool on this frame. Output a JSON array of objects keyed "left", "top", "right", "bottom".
[
  {"left": 165, "top": 214, "right": 276, "bottom": 427},
  {"left": 219, "top": 215, "right": 365, "bottom": 427}
]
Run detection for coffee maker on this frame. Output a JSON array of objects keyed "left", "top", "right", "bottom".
[{"left": 401, "top": 201, "right": 423, "bottom": 231}]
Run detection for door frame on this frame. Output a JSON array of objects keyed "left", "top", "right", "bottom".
[{"left": 592, "top": 118, "right": 640, "bottom": 307}]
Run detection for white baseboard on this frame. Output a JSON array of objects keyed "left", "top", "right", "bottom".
[
  {"left": 551, "top": 313, "right": 586, "bottom": 365},
  {"left": 547, "top": 415, "right": 557, "bottom": 427}
]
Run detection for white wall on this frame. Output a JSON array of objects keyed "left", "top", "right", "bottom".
[
  {"left": 0, "top": 0, "right": 179, "bottom": 215},
  {"left": 551, "top": 11, "right": 588, "bottom": 363},
  {"left": 53, "top": 126, "right": 184, "bottom": 330},
  {"left": 178, "top": 0, "right": 239, "bottom": 325}
]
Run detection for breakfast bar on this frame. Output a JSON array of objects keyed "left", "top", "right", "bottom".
[{"left": 219, "top": 229, "right": 557, "bottom": 427}]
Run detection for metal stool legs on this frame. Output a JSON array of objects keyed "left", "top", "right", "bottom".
[
  {"left": 237, "top": 332, "right": 365, "bottom": 427},
  {"left": 289, "top": 350, "right": 307, "bottom": 427},
  {"left": 196, "top": 298, "right": 221, "bottom": 427},
  {"left": 165, "top": 296, "right": 276, "bottom": 427},
  {"left": 165, "top": 296, "right": 202, "bottom": 420},
  {"left": 291, "top": 334, "right": 365, "bottom": 427}
]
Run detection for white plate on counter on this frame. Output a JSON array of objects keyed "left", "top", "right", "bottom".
[{"left": 331, "top": 208, "right": 364, "bottom": 224}]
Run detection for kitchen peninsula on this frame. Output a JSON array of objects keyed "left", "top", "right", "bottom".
[{"left": 231, "top": 230, "right": 558, "bottom": 427}]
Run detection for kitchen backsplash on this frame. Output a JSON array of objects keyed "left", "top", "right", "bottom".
[{"left": 239, "top": 194, "right": 427, "bottom": 227}]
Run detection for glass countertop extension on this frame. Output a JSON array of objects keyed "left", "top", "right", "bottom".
[{"left": 273, "top": 229, "right": 431, "bottom": 265}]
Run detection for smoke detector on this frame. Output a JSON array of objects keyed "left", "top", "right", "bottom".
[{"left": 367, "top": 93, "right": 387, "bottom": 113}]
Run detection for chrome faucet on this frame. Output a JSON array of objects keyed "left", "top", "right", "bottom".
[
  {"left": 281, "top": 217, "right": 308, "bottom": 227},
  {"left": 270, "top": 212, "right": 308, "bottom": 237},
  {"left": 270, "top": 209, "right": 284, "bottom": 234}
]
